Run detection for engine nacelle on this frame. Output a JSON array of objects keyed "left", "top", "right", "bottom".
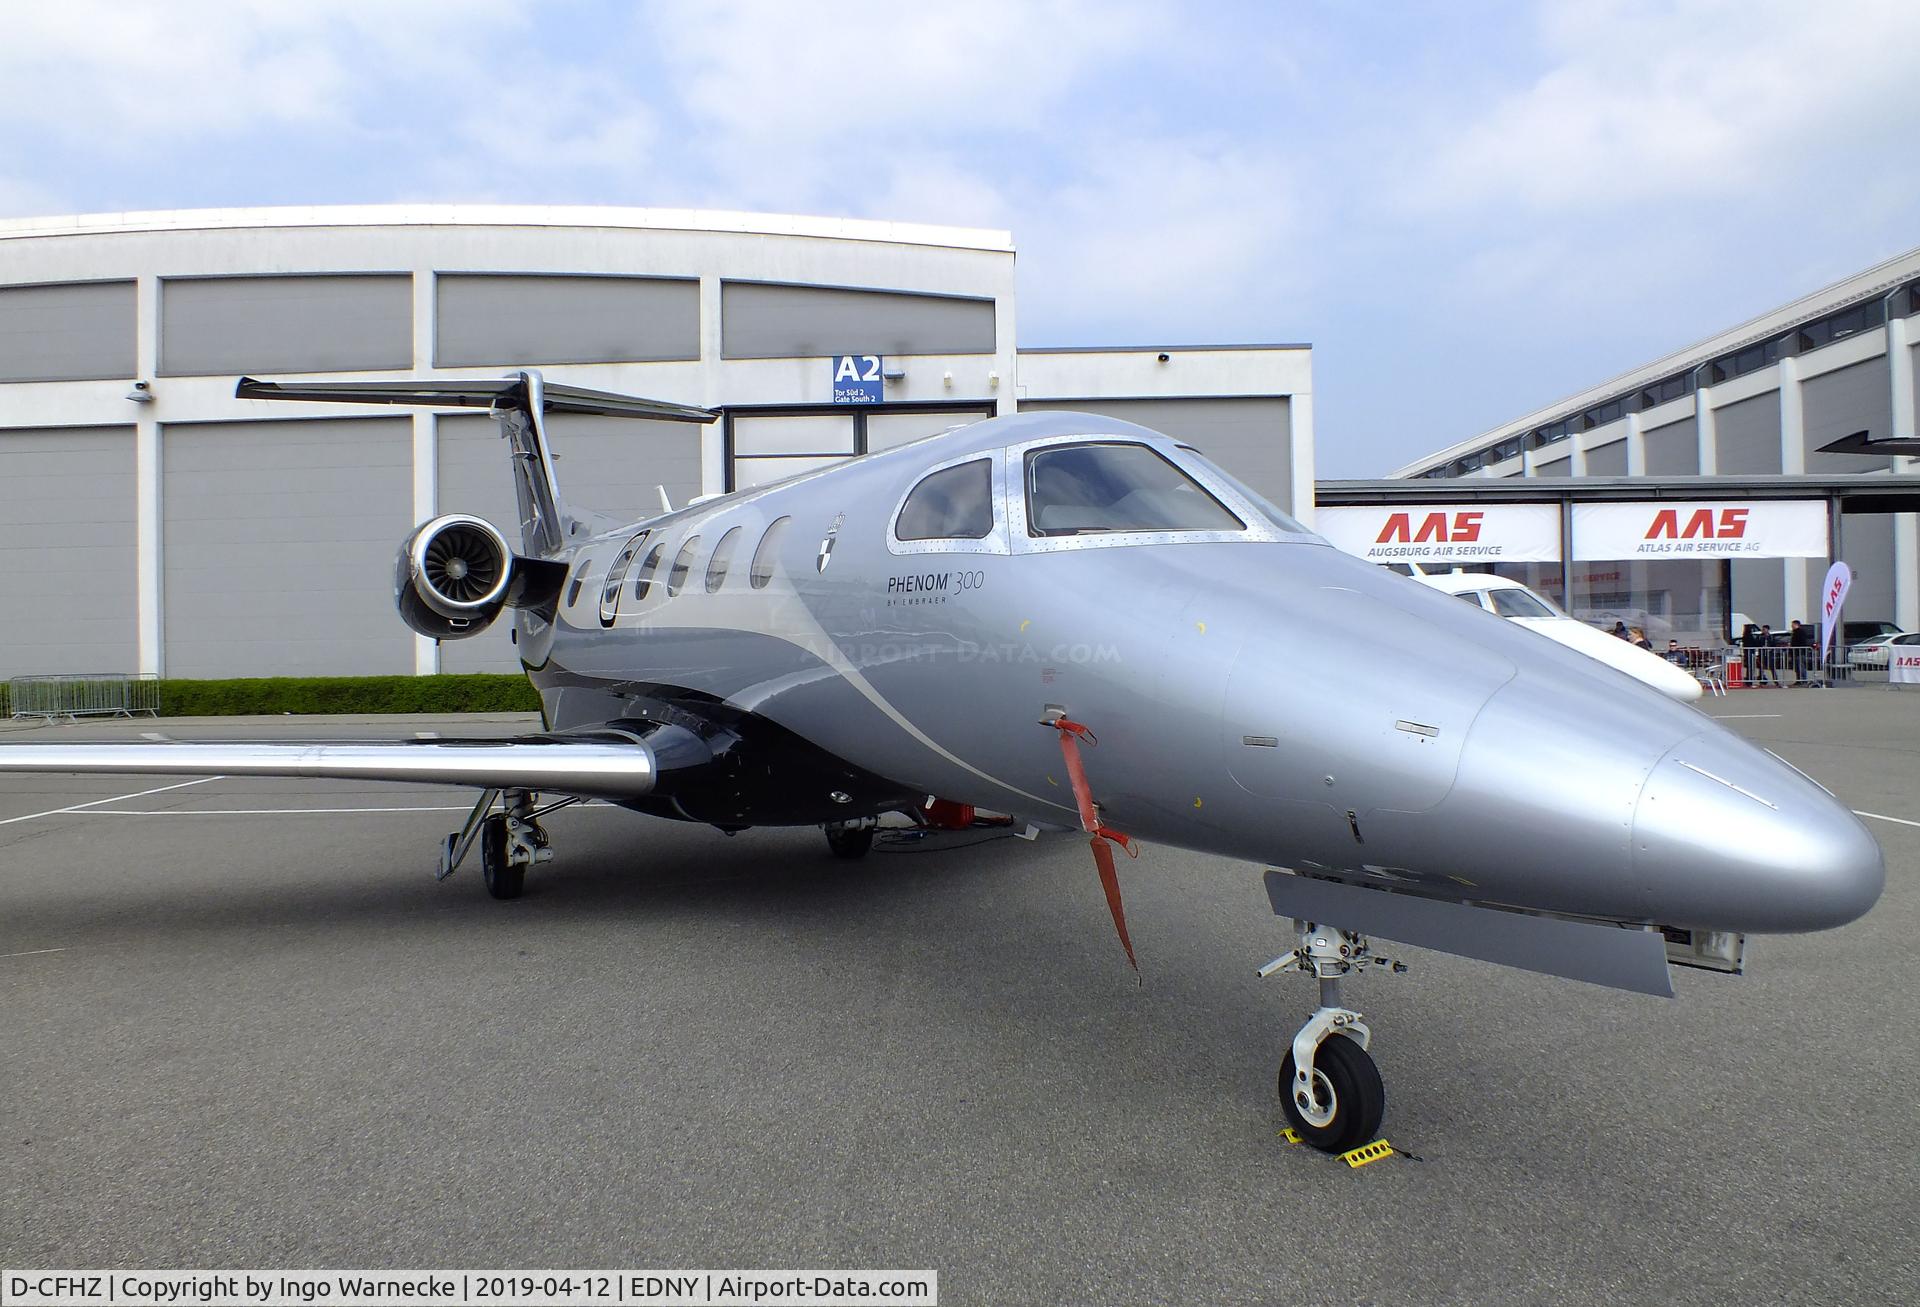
[{"left": 394, "top": 514, "right": 515, "bottom": 641}]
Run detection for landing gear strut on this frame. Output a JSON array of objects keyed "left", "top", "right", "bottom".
[
  {"left": 1260, "top": 920, "right": 1402, "bottom": 1153},
  {"left": 439, "top": 787, "right": 567, "bottom": 898}
]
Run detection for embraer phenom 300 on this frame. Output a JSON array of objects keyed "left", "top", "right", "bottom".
[{"left": 0, "top": 374, "right": 1883, "bottom": 1153}]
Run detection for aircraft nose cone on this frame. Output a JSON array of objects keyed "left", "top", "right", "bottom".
[{"left": 1632, "top": 732, "right": 1884, "bottom": 932}]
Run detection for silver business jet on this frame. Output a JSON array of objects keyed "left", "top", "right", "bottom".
[{"left": 0, "top": 374, "right": 1885, "bottom": 1153}]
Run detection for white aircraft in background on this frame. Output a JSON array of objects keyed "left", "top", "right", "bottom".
[{"left": 1411, "top": 570, "right": 1705, "bottom": 703}]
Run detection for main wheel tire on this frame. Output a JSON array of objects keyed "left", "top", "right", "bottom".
[
  {"left": 1278, "top": 1034, "right": 1385, "bottom": 1154},
  {"left": 480, "top": 813, "right": 526, "bottom": 900},
  {"left": 825, "top": 823, "right": 876, "bottom": 859}
]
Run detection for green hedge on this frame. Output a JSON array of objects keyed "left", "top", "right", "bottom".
[{"left": 2, "top": 674, "right": 541, "bottom": 718}]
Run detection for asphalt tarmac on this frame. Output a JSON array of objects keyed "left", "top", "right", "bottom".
[{"left": 2, "top": 691, "right": 1915, "bottom": 1306}]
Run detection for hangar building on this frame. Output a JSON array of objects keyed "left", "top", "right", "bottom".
[
  {"left": 0, "top": 207, "right": 1312, "bottom": 680},
  {"left": 1391, "top": 247, "right": 1920, "bottom": 637}
]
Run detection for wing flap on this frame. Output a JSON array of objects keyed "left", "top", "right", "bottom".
[{"left": 0, "top": 738, "right": 655, "bottom": 801}]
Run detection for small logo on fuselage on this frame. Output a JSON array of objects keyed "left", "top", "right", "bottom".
[{"left": 818, "top": 511, "right": 845, "bottom": 572}]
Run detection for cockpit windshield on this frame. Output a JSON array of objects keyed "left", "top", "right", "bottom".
[
  {"left": 1025, "top": 442, "right": 1245, "bottom": 536},
  {"left": 1487, "top": 586, "right": 1561, "bottom": 619},
  {"left": 1175, "top": 446, "right": 1310, "bottom": 533}
]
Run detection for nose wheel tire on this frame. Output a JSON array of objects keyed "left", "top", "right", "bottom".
[
  {"left": 825, "top": 821, "right": 876, "bottom": 859},
  {"left": 1278, "top": 1034, "right": 1385, "bottom": 1153},
  {"left": 480, "top": 813, "right": 525, "bottom": 900}
]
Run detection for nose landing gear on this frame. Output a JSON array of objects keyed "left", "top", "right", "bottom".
[{"left": 1260, "top": 920, "right": 1402, "bottom": 1153}]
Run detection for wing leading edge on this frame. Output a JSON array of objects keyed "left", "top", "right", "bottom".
[{"left": 0, "top": 738, "right": 655, "bottom": 802}]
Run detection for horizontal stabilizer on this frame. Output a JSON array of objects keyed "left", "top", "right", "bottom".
[
  {"left": 236, "top": 375, "right": 717, "bottom": 423},
  {"left": 0, "top": 738, "right": 655, "bottom": 802},
  {"left": 1264, "top": 869, "right": 1673, "bottom": 997}
]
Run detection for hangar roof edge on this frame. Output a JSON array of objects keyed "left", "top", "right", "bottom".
[
  {"left": 0, "top": 205, "right": 1016, "bottom": 254},
  {"left": 1319, "top": 474, "right": 1920, "bottom": 514},
  {"left": 1386, "top": 242, "right": 1920, "bottom": 479}
]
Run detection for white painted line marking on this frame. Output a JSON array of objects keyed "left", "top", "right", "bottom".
[
  {"left": 1, "top": 947, "right": 69, "bottom": 959},
  {"left": 93, "top": 805, "right": 476, "bottom": 815},
  {"left": 0, "top": 776, "right": 218, "bottom": 827},
  {"left": 1709, "top": 714, "right": 1783, "bottom": 719},
  {"left": 414, "top": 731, "right": 440, "bottom": 739},
  {"left": 140, "top": 731, "right": 171, "bottom": 741},
  {"left": 1856, "top": 810, "right": 1920, "bottom": 829}
]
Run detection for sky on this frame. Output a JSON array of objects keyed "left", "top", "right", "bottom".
[{"left": 2, "top": 0, "right": 1917, "bottom": 476}]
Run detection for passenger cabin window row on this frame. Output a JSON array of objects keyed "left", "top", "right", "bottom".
[{"left": 579, "top": 514, "right": 793, "bottom": 621}]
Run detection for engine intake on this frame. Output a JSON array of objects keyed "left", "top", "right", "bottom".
[{"left": 395, "top": 514, "right": 515, "bottom": 640}]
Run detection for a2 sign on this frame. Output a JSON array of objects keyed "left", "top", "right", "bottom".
[{"left": 832, "top": 355, "right": 885, "bottom": 405}]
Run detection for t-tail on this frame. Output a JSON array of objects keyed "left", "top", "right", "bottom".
[{"left": 235, "top": 370, "right": 716, "bottom": 640}]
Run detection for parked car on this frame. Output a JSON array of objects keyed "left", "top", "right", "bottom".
[
  {"left": 1848, "top": 631, "right": 1920, "bottom": 668},
  {"left": 1843, "top": 620, "right": 1901, "bottom": 645}
]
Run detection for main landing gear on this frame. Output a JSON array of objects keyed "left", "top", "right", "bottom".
[
  {"left": 824, "top": 817, "right": 878, "bottom": 859},
  {"left": 440, "top": 788, "right": 574, "bottom": 899},
  {"left": 1260, "top": 920, "right": 1404, "bottom": 1153}
]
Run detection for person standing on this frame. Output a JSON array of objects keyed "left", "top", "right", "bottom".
[
  {"left": 1789, "top": 619, "right": 1816, "bottom": 685},
  {"left": 1741, "top": 623, "right": 1763, "bottom": 687}
]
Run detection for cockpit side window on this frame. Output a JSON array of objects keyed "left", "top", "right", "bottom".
[
  {"left": 897, "top": 459, "right": 994, "bottom": 541},
  {"left": 1025, "top": 442, "right": 1245, "bottom": 537}
]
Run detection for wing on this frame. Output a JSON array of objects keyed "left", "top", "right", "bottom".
[{"left": 0, "top": 735, "right": 654, "bottom": 801}]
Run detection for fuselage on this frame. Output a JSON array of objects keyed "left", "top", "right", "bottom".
[{"left": 523, "top": 411, "right": 1883, "bottom": 938}]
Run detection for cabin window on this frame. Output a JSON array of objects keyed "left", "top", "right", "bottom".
[
  {"left": 631, "top": 542, "right": 666, "bottom": 601},
  {"left": 1487, "top": 587, "right": 1557, "bottom": 619},
  {"left": 750, "top": 516, "right": 790, "bottom": 589},
  {"left": 667, "top": 535, "right": 701, "bottom": 596},
  {"left": 1025, "top": 443, "right": 1245, "bottom": 536},
  {"left": 1455, "top": 591, "right": 1488, "bottom": 608},
  {"left": 897, "top": 459, "right": 994, "bottom": 540},
  {"left": 599, "top": 531, "right": 648, "bottom": 626},
  {"left": 707, "top": 525, "right": 742, "bottom": 593}
]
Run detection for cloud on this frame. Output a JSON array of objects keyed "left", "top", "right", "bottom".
[
  {"left": 1408, "top": 0, "right": 1920, "bottom": 215},
  {"left": 0, "top": 1, "right": 527, "bottom": 148},
  {"left": 1016, "top": 136, "right": 1303, "bottom": 341}
]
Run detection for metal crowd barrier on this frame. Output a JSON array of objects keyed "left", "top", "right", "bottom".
[
  {"left": 1717, "top": 645, "right": 1857, "bottom": 689},
  {"left": 7, "top": 672, "right": 160, "bottom": 722}
]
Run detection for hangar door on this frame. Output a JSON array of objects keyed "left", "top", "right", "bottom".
[
  {"left": 163, "top": 418, "right": 414, "bottom": 677},
  {"left": 436, "top": 412, "right": 704, "bottom": 674},
  {"left": 727, "top": 405, "right": 993, "bottom": 490},
  {"left": 0, "top": 426, "right": 137, "bottom": 678}
]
